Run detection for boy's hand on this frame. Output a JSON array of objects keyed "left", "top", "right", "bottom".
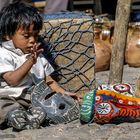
[
  {"left": 63, "top": 91, "right": 82, "bottom": 103},
  {"left": 30, "top": 43, "right": 44, "bottom": 63}
]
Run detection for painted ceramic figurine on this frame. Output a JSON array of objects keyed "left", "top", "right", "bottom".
[{"left": 80, "top": 83, "right": 140, "bottom": 124}]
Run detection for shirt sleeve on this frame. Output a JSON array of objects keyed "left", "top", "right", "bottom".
[
  {"left": 0, "top": 50, "right": 15, "bottom": 74},
  {"left": 39, "top": 54, "right": 54, "bottom": 76}
]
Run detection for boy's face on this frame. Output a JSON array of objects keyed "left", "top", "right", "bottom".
[{"left": 10, "top": 25, "right": 40, "bottom": 54}]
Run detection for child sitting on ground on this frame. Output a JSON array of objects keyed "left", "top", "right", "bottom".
[{"left": 0, "top": 1, "right": 79, "bottom": 131}]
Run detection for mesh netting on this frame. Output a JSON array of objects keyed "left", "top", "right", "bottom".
[{"left": 40, "top": 12, "right": 95, "bottom": 95}]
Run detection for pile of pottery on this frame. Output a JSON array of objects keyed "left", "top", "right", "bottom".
[
  {"left": 125, "top": 23, "right": 140, "bottom": 67},
  {"left": 93, "top": 17, "right": 113, "bottom": 72},
  {"left": 93, "top": 18, "right": 140, "bottom": 72}
]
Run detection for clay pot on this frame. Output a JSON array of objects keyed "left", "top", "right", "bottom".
[
  {"left": 125, "top": 26, "right": 140, "bottom": 67},
  {"left": 94, "top": 28, "right": 111, "bottom": 72},
  {"left": 101, "top": 28, "right": 111, "bottom": 41}
]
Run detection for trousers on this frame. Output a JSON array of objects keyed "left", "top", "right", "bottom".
[{"left": 44, "top": 0, "right": 69, "bottom": 13}]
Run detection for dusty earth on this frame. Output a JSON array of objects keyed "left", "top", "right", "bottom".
[{"left": 0, "top": 65, "right": 140, "bottom": 140}]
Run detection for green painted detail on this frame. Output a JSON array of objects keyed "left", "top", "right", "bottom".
[{"left": 80, "top": 90, "right": 96, "bottom": 123}]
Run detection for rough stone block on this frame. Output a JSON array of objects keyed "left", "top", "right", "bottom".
[{"left": 40, "top": 12, "right": 95, "bottom": 96}]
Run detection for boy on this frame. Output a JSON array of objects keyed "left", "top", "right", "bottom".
[{"left": 0, "top": 2, "right": 79, "bottom": 131}]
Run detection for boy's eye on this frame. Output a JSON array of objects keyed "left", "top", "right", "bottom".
[
  {"left": 22, "top": 32, "right": 39, "bottom": 40},
  {"left": 23, "top": 34, "right": 29, "bottom": 38}
]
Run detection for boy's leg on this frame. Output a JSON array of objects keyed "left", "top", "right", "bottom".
[
  {"left": 44, "top": 0, "right": 68, "bottom": 13},
  {"left": 7, "top": 106, "right": 46, "bottom": 130},
  {"left": 0, "top": 96, "right": 46, "bottom": 130},
  {"left": 0, "top": 96, "right": 21, "bottom": 125}
]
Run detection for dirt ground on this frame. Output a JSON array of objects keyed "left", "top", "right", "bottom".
[{"left": 0, "top": 64, "right": 140, "bottom": 140}]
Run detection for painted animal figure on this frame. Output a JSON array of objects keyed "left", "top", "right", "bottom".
[{"left": 80, "top": 83, "right": 140, "bottom": 124}]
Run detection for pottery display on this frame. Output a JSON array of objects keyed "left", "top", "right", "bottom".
[
  {"left": 94, "top": 27, "right": 111, "bottom": 72},
  {"left": 125, "top": 24, "right": 140, "bottom": 67}
]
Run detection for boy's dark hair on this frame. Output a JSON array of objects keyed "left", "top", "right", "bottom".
[{"left": 0, "top": 2, "right": 43, "bottom": 41}]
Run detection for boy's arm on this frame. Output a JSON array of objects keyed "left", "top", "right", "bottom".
[
  {"left": 46, "top": 75, "right": 66, "bottom": 94},
  {"left": 46, "top": 75, "right": 80, "bottom": 101},
  {"left": 2, "top": 56, "right": 35, "bottom": 86},
  {"left": 2, "top": 43, "right": 43, "bottom": 86}
]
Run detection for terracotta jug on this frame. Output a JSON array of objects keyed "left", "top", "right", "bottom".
[
  {"left": 125, "top": 25, "right": 140, "bottom": 67},
  {"left": 101, "top": 25, "right": 113, "bottom": 48},
  {"left": 94, "top": 28, "right": 111, "bottom": 72},
  {"left": 101, "top": 27, "right": 111, "bottom": 42}
]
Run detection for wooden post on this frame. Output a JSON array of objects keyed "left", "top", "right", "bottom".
[{"left": 109, "top": 0, "right": 131, "bottom": 84}]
